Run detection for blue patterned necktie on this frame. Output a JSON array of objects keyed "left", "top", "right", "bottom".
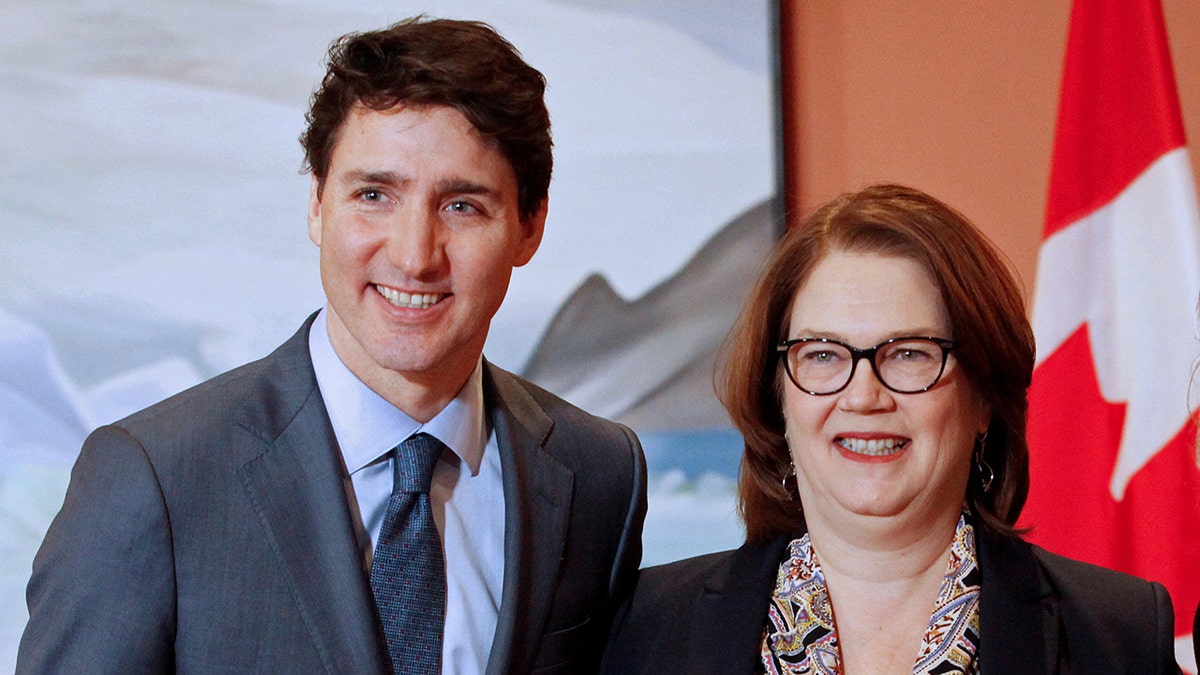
[{"left": 370, "top": 433, "right": 447, "bottom": 674}]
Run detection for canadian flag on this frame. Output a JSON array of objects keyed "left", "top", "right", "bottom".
[{"left": 1022, "top": 0, "right": 1200, "bottom": 669}]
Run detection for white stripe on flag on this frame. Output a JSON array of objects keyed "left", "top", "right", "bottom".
[{"left": 1031, "top": 147, "right": 1200, "bottom": 499}]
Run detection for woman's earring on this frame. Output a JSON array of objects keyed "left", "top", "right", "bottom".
[
  {"left": 974, "top": 431, "right": 994, "bottom": 493},
  {"left": 781, "top": 462, "right": 797, "bottom": 500},
  {"left": 780, "top": 432, "right": 796, "bottom": 500}
]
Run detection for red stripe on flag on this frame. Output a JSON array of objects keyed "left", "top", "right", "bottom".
[
  {"left": 1023, "top": 325, "right": 1200, "bottom": 637},
  {"left": 1044, "top": 0, "right": 1186, "bottom": 237}
]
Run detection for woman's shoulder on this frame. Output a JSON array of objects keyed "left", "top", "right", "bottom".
[
  {"left": 981, "top": 533, "right": 1178, "bottom": 672},
  {"left": 980, "top": 527, "right": 1169, "bottom": 605},
  {"left": 636, "top": 549, "right": 739, "bottom": 592},
  {"left": 982, "top": 530, "right": 1173, "bottom": 618},
  {"left": 971, "top": 529, "right": 1178, "bottom": 673},
  {"left": 1032, "top": 544, "right": 1178, "bottom": 671},
  {"left": 601, "top": 538, "right": 791, "bottom": 674},
  {"left": 636, "top": 536, "right": 791, "bottom": 598},
  {"left": 1027, "top": 543, "right": 1173, "bottom": 615},
  {"left": 613, "top": 536, "right": 791, "bottom": 637}
]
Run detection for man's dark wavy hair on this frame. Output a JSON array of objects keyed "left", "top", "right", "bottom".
[{"left": 300, "top": 17, "right": 552, "bottom": 221}]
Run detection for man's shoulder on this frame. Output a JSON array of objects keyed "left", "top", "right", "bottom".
[
  {"left": 115, "top": 319, "right": 316, "bottom": 436},
  {"left": 484, "top": 363, "right": 644, "bottom": 486},
  {"left": 485, "top": 362, "right": 633, "bottom": 436}
]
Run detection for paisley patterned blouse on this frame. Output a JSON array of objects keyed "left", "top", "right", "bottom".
[{"left": 760, "top": 514, "right": 981, "bottom": 675}]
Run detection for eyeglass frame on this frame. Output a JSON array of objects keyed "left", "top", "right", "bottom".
[{"left": 774, "top": 336, "right": 958, "bottom": 396}]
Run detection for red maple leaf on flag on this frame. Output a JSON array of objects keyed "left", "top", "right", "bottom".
[
  {"left": 1025, "top": 327, "right": 1200, "bottom": 632},
  {"left": 1020, "top": 0, "right": 1200, "bottom": 666}
]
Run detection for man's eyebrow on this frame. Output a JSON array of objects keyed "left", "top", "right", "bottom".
[
  {"left": 438, "top": 179, "right": 500, "bottom": 197},
  {"left": 344, "top": 169, "right": 405, "bottom": 186},
  {"left": 339, "top": 172, "right": 499, "bottom": 198}
]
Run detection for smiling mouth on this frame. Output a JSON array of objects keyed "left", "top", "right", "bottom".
[
  {"left": 375, "top": 284, "right": 445, "bottom": 309},
  {"left": 836, "top": 437, "right": 909, "bottom": 457}
]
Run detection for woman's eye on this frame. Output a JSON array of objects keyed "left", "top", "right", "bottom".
[{"left": 802, "top": 350, "right": 839, "bottom": 364}]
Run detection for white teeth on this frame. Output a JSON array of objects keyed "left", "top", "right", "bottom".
[
  {"left": 376, "top": 285, "right": 443, "bottom": 309},
  {"left": 837, "top": 437, "right": 907, "bottom": 456}
]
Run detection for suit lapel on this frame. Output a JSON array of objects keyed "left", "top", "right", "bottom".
[
  {"left": 483, "top": 364, "right": 574, "bottom": 675},
  {"left": 688, "top": 537, "right": 790, "bottom": 673},
  {"left": 236, "top": 318, "right": 388, "bottom": 673},
  {"left": 977, "top": 528, "right": 1061, "bottom": 674}
]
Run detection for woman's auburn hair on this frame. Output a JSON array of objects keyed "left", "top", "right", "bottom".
[{"left": 718, "top": 184, "right": 1036, "bottom": 543}]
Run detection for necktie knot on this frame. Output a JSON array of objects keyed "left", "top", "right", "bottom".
[{"left": 393, "top": 432, "right": 443, "bottom": 495}]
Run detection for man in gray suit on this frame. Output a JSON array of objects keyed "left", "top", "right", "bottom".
[{"left": 18, "top": 17, "right": 646, "bottom": 674}]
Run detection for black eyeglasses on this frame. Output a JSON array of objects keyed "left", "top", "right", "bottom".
[{"left": 775, "top": 336, "right": 957, "bottom": 395}]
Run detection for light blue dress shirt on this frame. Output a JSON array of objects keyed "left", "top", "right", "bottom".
[{"left": 308, "top": 309, "right": 505, "bottom": 673}]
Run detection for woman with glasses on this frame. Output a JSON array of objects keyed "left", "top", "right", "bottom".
[{"left": 601, "top": 184, "right": 1179, "bottom": 674}]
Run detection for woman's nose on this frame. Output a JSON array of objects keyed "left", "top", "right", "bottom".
[{"left": 836, "top": 358, "right": 894, "bottom": 412}]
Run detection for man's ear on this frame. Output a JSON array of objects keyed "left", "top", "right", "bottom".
[
  {"left": 307, "top": 175, "right": 323, "bottom": 247},
  {"left": 514, "top": 198, "right": 547, "bottom": 267}
]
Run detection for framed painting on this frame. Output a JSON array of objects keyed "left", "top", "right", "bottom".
[{"left": 0, "top": 0, "right": 781, "bottom": 664}]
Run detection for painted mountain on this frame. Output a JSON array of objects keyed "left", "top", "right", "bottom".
[{"left": 521, "top": 197, "right": 779, "bottom": 431}]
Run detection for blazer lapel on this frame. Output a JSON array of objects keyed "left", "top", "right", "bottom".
[
  {"left": 688, "top": 536, "right": 791, "bottom": 673},
  {"left": 483, "top": 364, "right": 574, "bottom": 675},
  {"left": 236, "top": 319, "right": 388, "bottom": 673},
  {"left": 978, "top": 529, "right": 1061, "bottom": 674}
]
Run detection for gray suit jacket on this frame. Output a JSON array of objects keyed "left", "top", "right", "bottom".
[
  {"left": 18, "top": 316, "right": 647, "bottom": 674},
  {"left": 600, "top": 524, "right": 1180, "bottom": 674}
]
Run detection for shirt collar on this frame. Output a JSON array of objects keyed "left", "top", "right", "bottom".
[{"left": 308, "top": 308, "right": 488, "bottom": 476}]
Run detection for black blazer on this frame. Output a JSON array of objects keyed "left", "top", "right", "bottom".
[
  {"left": 601, "top": 526, "right": 1179, "bottom": 674},
  {"left": 19, "top": 315, "right": 647, "bottom": 674}
]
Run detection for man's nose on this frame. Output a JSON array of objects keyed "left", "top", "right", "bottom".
[{"left": 385, "top": 207, "right": 446, "bottom": 279}]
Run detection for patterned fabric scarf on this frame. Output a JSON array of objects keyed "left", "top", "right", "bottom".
[{"left": 760, "top": 514, "right": 981, "bottom": 675}]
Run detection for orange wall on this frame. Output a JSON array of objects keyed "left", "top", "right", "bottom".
[{"left": 781, "top": 1, "right": 1200, "bottom": 299}]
